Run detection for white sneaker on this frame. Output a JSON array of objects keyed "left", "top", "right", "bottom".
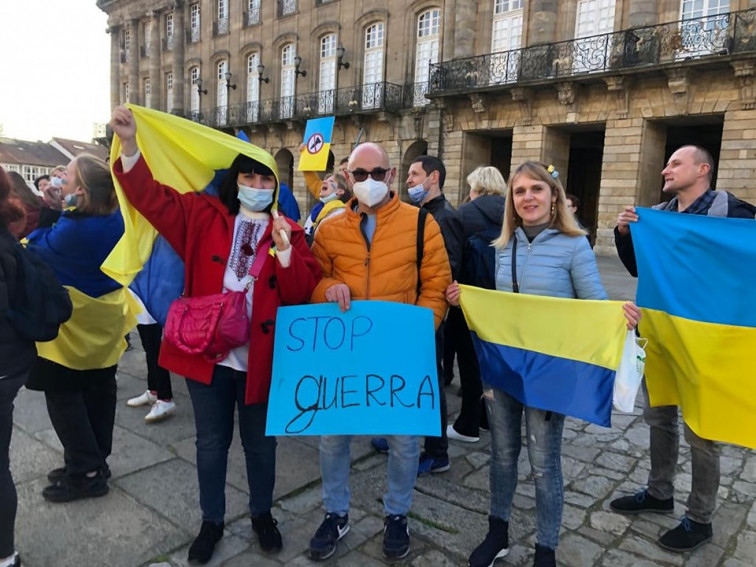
[
  {"left": 127, "top": 390, "right": 157, "bottom": 407},
  {"left": 145, "top": 400, "right": 176, "bottom": 423},
  {"left": 446, "top": 424, "right": 480, "bottom": 443}
]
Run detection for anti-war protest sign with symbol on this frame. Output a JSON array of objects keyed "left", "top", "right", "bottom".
[{"left": 266, "top": 301, "right": 440, "bottom": 436}]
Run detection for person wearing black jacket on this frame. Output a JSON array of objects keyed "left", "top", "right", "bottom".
[
  {"left": 448, "top": 166, "right": 507, "bottom": 442},
  {"left": 0, "top": 167, "right": 37, "bottom": 567},
  {"left": 610, "top": 145, "right": 756, "bottom": 554}
]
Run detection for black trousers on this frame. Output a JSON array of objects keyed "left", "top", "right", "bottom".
[
  {"left": 0, "top": 370, "right": 27, "bottom": 557},
  {"left": 44, "top": 365, "right": 117, "bottom": 477},
  {"left": 136, "top": 323, "right": 173, "bottom": 400},
  {"left": 424, "top": 324, "right": 448, "bottom": 459},
  {"left": 448, "top": 308, "right": 488, "bottom": 437}
]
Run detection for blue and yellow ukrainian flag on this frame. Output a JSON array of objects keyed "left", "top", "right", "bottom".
[
  {"left": 631, "top": 208, "right": 756, "bottom": 449},
  {"left": 298, "top": 116, "right": 335, "bottom": 171},
  {"left": 102, "top": 104, "right": 279, "bottom": 286},
  {"left": 459, "top": 285, "right": 628, "bottom": 427}
]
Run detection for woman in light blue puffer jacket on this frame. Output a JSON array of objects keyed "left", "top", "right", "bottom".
[{"left": 448, "top": 162, "right": 640, "bottom": 567}]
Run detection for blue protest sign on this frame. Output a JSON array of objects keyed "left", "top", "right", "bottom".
[{"left": 266, "top": 301, "right": 440, "bottom": 436}]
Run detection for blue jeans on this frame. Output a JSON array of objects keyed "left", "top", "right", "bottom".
[
  {"left": 186, "top": 366, "right": 276, "bottom": 523},
  {"left": 319, "top": 434, "right": 419, "bottom": 516},
  {"left": 485, "top": 386, "right": 565, "bottom": 550},
  {"left": 0, "top": 370, "right": 28, "bottom": 557}
]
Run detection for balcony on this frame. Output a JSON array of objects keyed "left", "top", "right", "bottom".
[
  {"left": 213, "top": 18, "right": 229, "bottom": 36},
  {"left": 429, "top": 7, "right": 756, "bottom": 96},
  {"left": 162, "top": 35, "right": 174, "bottom": 51},
  {"left": 277, "top": 0, "right": 297, "bottom": 18},
  {"left": 186, "top": 27, "right": 201, "bottom": 44},
  {"left": 188, "top": 82, "right": 404, "bottom": 128},
  {"left": 243, "top": 8, "right": 260, "bottom": 27}
]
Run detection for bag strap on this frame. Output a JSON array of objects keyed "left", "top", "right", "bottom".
[
  {"left": 511, "top": 237, "right": 519, "bottom": 293},
  {"left": 249, "top": 237, "right": 273, "bottom": 279},
  {"left": 416, "top": 208, "right": 428, "bottom": 298}
]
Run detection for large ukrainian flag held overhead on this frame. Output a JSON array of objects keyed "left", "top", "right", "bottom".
[
  {"left": 101, "top": 104, "right": 279, "bottom": 286},
  {"left": 631, "top": 208, "right": 756, "bottom": 449},
  {"left": 459, "top": 285, "right": 627, "bottom": 427}
]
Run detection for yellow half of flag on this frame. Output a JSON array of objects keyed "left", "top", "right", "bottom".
[{"left": 102, "top": 104, "right": 279, "bottom": 286}]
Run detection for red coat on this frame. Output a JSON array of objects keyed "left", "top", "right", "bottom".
[{"left": 113, "top": 156, "right": 321, "bottom": 404}]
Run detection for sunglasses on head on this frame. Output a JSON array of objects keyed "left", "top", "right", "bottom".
[{"left": 350, "top": 167, "right": 389, "bottom": 182}]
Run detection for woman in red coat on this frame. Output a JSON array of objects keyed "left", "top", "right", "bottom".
[{"left": 110, "top": 107, "right": 321, "bottom": 564}]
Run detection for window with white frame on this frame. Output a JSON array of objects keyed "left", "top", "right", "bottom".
[
  {"left": 190, "top": 4, "right": 201, "bottom": 42},
  {"left": 123, "top": 82, "right": 130, "bottom": 103},
  {"left": 166, "top": 72, "right": 174, "bottom": 113},
  {"left": 319, "top": 34, "right": 337, "bottom": 114},
  {"left": 217, "top": 0, "right": 229, "bottom": 34},
  {"left": 190, "top": 66, "right": 200, "bottom": 118},
  {"left": 414, "top": 9, "right": 441, "bottom": 106},
  {"left": 490, "top": 0, "right": 523, "bottom": 85},
  {"left": 123, "top": 27, "right": 130, "bottom": 61},
  {"left": 166, "top": 13, "right": 174, "bottom": 49},
  {"left": 362, "top": 22, "right": 385, "bottom": 109},
  {"left": 247, "top": 0, "right": 261, "bottom": 25},
  {"left": 280, "top": 44, "right": 296, "bottom": 119},
  {"left": 143, "top": 20, "right": 151, "bottom": 52},
  {"left": 144, "top": 78, "right": 151, "bottom": 108},
  {"left": 573, "top": 0, "right": 615, "bottom": 73},
  {"left": 246, "top": 53, "right": 260, "bottom": 121},
  {"left": 679, "top": 0, "right": 730, "bottom": 56},
  {"left": 217, "top": 60, "right": 229, "bottom": 125}
]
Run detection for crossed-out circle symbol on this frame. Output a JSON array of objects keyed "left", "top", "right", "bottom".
[{"left": 307, "top": 133, "right": 324, "bottom": 154}]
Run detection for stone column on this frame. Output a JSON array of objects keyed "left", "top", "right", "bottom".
[
  {"left": 719, "top": 108, "right": 756, "bottom": 205},
  {"left": 108, "top": 24, "right": 121, "bottom": 109},
  {"left": 442, "top": 0, "right": 456, "bottom": 60},
  {"left": 128, "top": 18, "right": 140, "bottom": 105},
  {"left": 626, "top": 0, "right": 657, "bottom": 28},
  {"left": 172, "top": 1, "right": 186, "bottom": 115},
  {"left": 529, "top": 0, "right": 558, "bottom": 45},
  {"left": 453, "top": 0, "right": 477, "bottom": 58},
  {"left": 149, "top": 10, "right": 161, "bottom": 109}
]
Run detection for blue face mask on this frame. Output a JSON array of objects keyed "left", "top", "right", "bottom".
[
  {"left": 320, "top": 192, "right": 340, "bottom": 204},
  {"left": 408, "top": 179, "right": 430, "bottom": 204},
  {"left": 64, "top": 193, "right": 77, "bottom": 207},
  {"left": 237, "top": 184, "right": 274, "bottom": 212}
]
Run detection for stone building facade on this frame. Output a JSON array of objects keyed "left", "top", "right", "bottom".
[{"left": 96, "top": 0, "right": 756, "bottom": 253}]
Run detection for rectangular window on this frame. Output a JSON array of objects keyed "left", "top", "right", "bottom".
[{"left": 166, "top": 72, "right": 174, "bottom": 113}]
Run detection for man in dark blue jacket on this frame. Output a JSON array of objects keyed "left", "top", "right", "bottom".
[{"left": 610, "top": 145, "right": 756, "bottom": 553}]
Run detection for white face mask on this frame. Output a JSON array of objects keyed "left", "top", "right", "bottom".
[{"left": 353, "top": 177, "right": 389, "bottom": 208}]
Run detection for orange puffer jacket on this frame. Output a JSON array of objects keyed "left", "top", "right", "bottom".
[{"left": 311, "top": 191, "right": 451, "bottom": 329}]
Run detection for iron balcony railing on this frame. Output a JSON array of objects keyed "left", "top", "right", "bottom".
[
  {"left": 189, "top": 82, "right": 405, "bottom": 128},
  {"left": 213, "top": 18, "right": 230, "bottom": 36},
  {"left": 429, "top": 7, "right": 756, "bottom": 95},
  {"left": 278, "top": 0, "right": 297, "bottom": 18},
  {"left": 243, "top": 8, "right": 260, "bottom": 27},
  {"left": 186, "top": 27, "right": 201, "bottom": 44},
  {"left": 162, "top": 35, "right": 174, "bottom": 51}
]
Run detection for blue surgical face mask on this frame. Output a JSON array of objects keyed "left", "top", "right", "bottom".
[
  {"left": 320, "top": 192, "right": 340, "bottom": 204},
  {"left": 51, "top": 176, "right": 64, "bottom": 188},
  {"left": 237, "top": 184, "right": 274, "bottom": 212},
  {"left": 408, "top": 179, "right": 430, "bottom": 204},
  {"left": 64, "top": 193, "right": 77, "bottom": 207}
]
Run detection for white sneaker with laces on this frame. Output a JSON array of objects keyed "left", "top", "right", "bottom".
[
  {"left": 145, "top": 400, "right": 176, "bottom": 423},
  {"left": 446, "top": 424, "right": 480, "bottom": 443},
  {"left": 127, "top": 390, "right": 157, "bottom": 407}
]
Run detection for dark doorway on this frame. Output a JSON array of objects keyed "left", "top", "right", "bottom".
[
  {"left": 565, "top": 129, "right": 605, "bottom": 246},
  {"left": 490, "top": 137, "right": 512, "bottom": 183}
]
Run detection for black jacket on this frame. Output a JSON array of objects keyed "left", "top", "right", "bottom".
[
  {"left": 459, "top": 194, "right": 506, "bottom": 238},
  {"left": 0, "top": 229, "right": 37, "bottom": 376},
  {"left": 422, "top": 194, "right": 464, "bottom": 280},
  {"left": 614, "top": 190, "right": 756, "bottom": 277}
]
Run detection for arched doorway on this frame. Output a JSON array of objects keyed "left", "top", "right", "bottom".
[
  {"left": 400, "top": 140, "right": 428, "bottom": 202},
  {"left": 275, "top": 148, "right": 294, "bottom": 190}
]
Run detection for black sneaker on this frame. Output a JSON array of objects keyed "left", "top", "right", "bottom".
[
  {"left": 309, "top": 513, "right": 349, "bottom": 560},
  {"left": 533, "top": 544, "right": 556, "bottom": 567},
  {"left": 42, "top": 472, "right": 109, "bottom": 503},
  {"left": 251, "top": 512, "right": 282, "bottom": 552},
  {"left": 609, "top": 490, "right": 674, "bottom": 515},
  {"left": 383, "top": 514, "right": 410, "bottom": 561},
  {"left": 48, "top": 465, "right": 111, "bottom": 483},
  {"left": 468, "top": 516, "right": 509, "bottom": 567},
  {"left": 658, "top": 517, "right": 713, "bottom": 552},
  {"left": 187, "top": 520, "right": 224, "bottom": 564}
]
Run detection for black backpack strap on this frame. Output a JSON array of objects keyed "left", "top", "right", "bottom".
[
  {"left": 416, "top": 207, "right": 428, "bottom": 298},
  {"left": 511, "top": 237, "right": 519, "bottom": 293}
]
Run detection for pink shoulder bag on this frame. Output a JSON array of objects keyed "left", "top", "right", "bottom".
[{"left": 164, "top": 239, "right": 272, "bottom": 363}]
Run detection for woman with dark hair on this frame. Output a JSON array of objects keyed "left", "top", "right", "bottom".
[
  {"left": 7, "top": 172, "right": 42, "bottom": 239},
  {"left": 110, "top": 106, "right": 321, "bottom": 564},
  {"left": 25, "top": 153, "right": 129, "bottom": 504},
  {"left": 0, "top": 167, "right": 33, "bottom": 567}
]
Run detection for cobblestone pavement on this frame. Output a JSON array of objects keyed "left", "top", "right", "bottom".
[{"left": 10, "top": 256, "right": 755, "bottom": 566}]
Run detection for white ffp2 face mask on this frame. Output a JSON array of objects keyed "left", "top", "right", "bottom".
[{"left": 353, "top": 177, "right": 389, "bottom": 207}]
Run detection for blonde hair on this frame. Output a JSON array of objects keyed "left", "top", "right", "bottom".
[
  {"left": 493, "top": 161, "right": 585, "bottom": 249},
  {"left": 467, "top": 166, "right": 506, "bottom": 197},
  {"left": 71, "top": 154, "right": 118, "bottom": 216}
]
